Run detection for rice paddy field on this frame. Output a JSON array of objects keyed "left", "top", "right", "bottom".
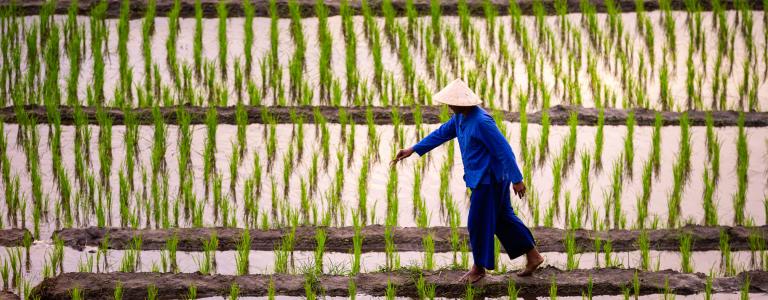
[{"left": 1, "top": 0, "right": 768, "bottom": 299}]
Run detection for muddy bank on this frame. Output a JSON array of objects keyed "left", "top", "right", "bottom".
[
  {"left": 2, "top": 0, "right": 763, "bottom": 19},
  {"left": 30, "top": 268, "right": 767, "bottom": 299},
  {"left": 54, "top": 225, "right": 768, "bottom": 253},
  {"left": 3, "top": 104, "right": 767, "bottom": 127},
  {"left": 0, "top": 229, "right": 31, "bottom": 247},
  {"left": 0, "top": 291, "right": 18, "bottom": 300}
]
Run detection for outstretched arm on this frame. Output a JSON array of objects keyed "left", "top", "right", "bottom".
[{"left": 391, "top": 117, "right": 457, "bottom": 165}]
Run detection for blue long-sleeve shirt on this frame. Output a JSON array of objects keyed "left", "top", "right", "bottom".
[{"left": 412, "top": 106, "right": 523, "bottom": 188}]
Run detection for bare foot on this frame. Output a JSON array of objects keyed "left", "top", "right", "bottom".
[
  {"left": 517, "top": 254, "right": 544, "bottom": 277},
  {"left": 458, "top": 265, "right": 486, "bottom": 283}
]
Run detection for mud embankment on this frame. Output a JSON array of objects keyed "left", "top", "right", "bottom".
[
  {"left": 0, "top": 229, "right": 31, "bottom": 247},
  {"left": 0, "top": 291, "right": 19, "bottom": 300},
  {"left": 3, "top": 104, "right": 767, "bottom": 127},
  {"left": 2, "top": 0, "right": 763, "bottom": 19},
  {"left": 54, "top": 225, "right": 768, "bottom": 252},
  {"left": 30, "top": 268, "right": 768, "bottom": 299}
]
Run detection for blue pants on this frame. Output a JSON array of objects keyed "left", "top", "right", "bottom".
[{"left": 468, "top": 178, "right": 536, "bottom": 270}]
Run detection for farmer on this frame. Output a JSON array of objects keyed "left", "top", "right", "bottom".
[{"left": 391, "top": 79, "right": 544, "bottom": 283}]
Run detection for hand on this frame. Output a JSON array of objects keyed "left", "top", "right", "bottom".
[
  {"left": 390, "top": 147, "right": 415, "bottom": 166},
  {"left": 512, "top": 182, "right": 526, "bottom": 199}
]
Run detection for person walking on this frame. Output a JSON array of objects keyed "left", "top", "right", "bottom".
[{"left": 391, "top": 79, "right": 544, "bottom": 283}]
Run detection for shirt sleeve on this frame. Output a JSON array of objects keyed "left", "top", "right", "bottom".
[
  {"left": 412, "top": 116, "right": 457, "bottom": 156},
  {"left": 476, "top": 117, "right": 524, "bottom": 183}
]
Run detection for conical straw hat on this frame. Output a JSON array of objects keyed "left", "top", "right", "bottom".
[{"left": 433, "top": 79, "right": 482, "bottom": 106}]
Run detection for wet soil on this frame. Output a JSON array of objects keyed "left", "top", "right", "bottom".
[
  {"left": 0, "top": 291, "right": 19, "bottom": 300},
  {"left": 54, "top": 224, "right": 768, "bottom": 253},
  {"left": 4, "top": 0, "right": 763, "bottom": 19},
  {"left": 3, "top": 104, "right": 767, "bottom": 127},
  {"left": 0, "top": 229, "right": 31, "bottom": 247},
  {"left": 29, "top": 267, "right": 768, "bottom": 299}
]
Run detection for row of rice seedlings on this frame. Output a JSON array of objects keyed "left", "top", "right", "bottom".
[
  {"left": 316, "top": 0, "right": 333, "bottom": 102},
  {"left": 218, "top": 0, "right": 228, "bottom": 79},
  {"left": 734, "top": 113, "right": 749, "bottom": 225},
  {"left": 288, "top": 0, "right": 306, "bottom": 101},
  {"left": 341, "top": 0, "right": 359, "bottom": 100},
  {"left": 193, "top": 0, "right": 203, "bottom": 79},
  {"left": 142, "top": 0, "right": 156, "bottom": 91},
  {"left": 166, "top": 0, "right": 181, "bottom": 84}
]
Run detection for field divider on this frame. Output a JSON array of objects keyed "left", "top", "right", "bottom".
[
  {"left": 53, "top": 225, "right": 768, "bottom": 253},
  {"left": 30, "top": 268, "right": 766, "bottom": 299},
  {"left": 3, "top": 104, "right": 768, "bottom": 127},
  {"left": 5, "top": 0, "right": 765, "bottom": 19}
]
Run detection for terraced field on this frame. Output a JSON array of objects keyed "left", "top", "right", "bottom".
[{"left": 0, "top": 0, "right": 767, "bottom": 299}]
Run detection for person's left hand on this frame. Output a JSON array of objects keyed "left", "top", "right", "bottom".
[{"left": 512, "top": 182, "right": 526, "bottom": 199}]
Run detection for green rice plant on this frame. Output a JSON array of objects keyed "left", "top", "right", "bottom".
[
  {"left": 549, "top": 276, "right": 557, "bottom": 299},
  {"left": 680, "top": 232, "right": 693, "bottom": 273},
  {"left": 638, "top": 230, "right": 650, "bottom": 270},
  {"left": 593, "top": 108, "right": 604, "bottom": 171},
  {"left": 508, "top": 279, "right": 519, "bottom": 299},
  {"left": 236, "top": 229, "right": 250, "bottom": 275},
  {"left": 734, "top": 112, "right": 748, "bottom": 225},
  {"left": 610, "top": 159, "right": 625, "bottom": 229},
  {"left": 651, "top": 112, "right": 662, "bottom": 176},
  {"left": 423, "top": 232, "right": 434, "bottom": 271},
  {"left": 579, "top": 152, "right": 592, "bottom": 217},
  {"left": 316, "top": 0, "right": 332, "bottom": 102},
  {"left": 114, "top": 282, "right": 123, "bottom": 300},
  {"left": 702, "top": 166, "right": 718, "bottom": 226},
  {"left": 315, "top": 228, "right": 326, "bottom": 273},
  {"left": 564, "top": 229, "right": 579, "bottom": 270},
  {"left": 465, "top": 282, "right": 475, "bottom": 300},
  {"left": 721, "top": 230, "right": 735, "bottom": 276},
  {"left": 538, "top": 102, "right": 550, "bottom": 162},
  {"left": 243, "top": 0, "right": 254, "bottom": 76},
  {"left": 166, "top": 0, "right": 181, "bottom": 81},
  {"left": 659, "top": 55, "right": 670, "bottom": 110},
  {"left": 186, "top": 284, "right": 197, "bottom": 300},
  {"left": 349, "top": 278, "right": 357, "bottom": 300},
  {"left": 584, "top": 274, "right": 593, "bottom": 300},
  {"left": 229, "top": 283, "right": 240, "bottom": 300},
  {"left": 268, "top": 0, "right": 279, "bottom": 77},
  {"left": 624, "top": 111, "right": 635, "bottom": 178},
  {"left": 386, "top": 279, "right": 396, "bottom": 300},
  {"left": 741, "top": 274, "right": 751, "bottom": 300},
  {"left": 147, "top": 284, "right": 158, "bottom": 300},
  {"left": 341, "top": 0, "right": 358, "bottom": 98},
  {"left": 748, "top": 229, "right": 765, "bottom": 269},
  {"left": 141, "top": 0, "right": 156, "bottom": 91},
  {"left": 352, "top": 215, "right": 363, "bottom": 274},
  {"left": 193, "top": 0, "right": 202, "bottom": 78}
]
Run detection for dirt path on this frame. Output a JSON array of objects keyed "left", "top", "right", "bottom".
[
  {"left": 3, "top": 0, "right": 762, "bottom": 19},
  {"left": 0, "top": 291, "right": 19, "bottom": 300},
  {"left": 3, "top": 104, "right": 767, "bottom": 127},
  {"left": 0, "top": 229, "right": 31, "bottom": 247},
  {"left": 30, "top": 268, "right": 766, "bottom": 299},
  {"left": 54, "top": 225, "right": 768, "bottom": 252}
]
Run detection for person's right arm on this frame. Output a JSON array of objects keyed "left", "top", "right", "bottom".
[
  {"left": 412, "top": 116, "right": 457, "bottom": 156},
  {"left": 391, "top": 117, "right": 457, "bottom": 165}
]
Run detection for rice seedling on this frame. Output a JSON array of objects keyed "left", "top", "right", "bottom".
[
  {"left": 638, "top": 230, "right": 650, "bottom": 270},
  {"left": 624, "top": 111, "right": 635, "bottom": 178},
  {"left": 741, "top": 274, "right": 751, "bottom": 300},
  {"left": 721, "top": 230, "right": 736, "bottom": 276},
  {"left": 186, "top": 284, "right": 197, "bottom": 300},
  {"left": 680, "top": 232, "right": 693, "bottom": 273},
  {"left": 593, "top": 108, "right": 604, "bottom": 171},
  {"left": 579, "top": 152, "right": 592, "bottom": 216},
  {"left": 386, "top": 279, "right": 396, "bottom": 300},
  {"left": 236, "top": 229, "right": 250, "bottom": 275},
  {"left": 352, "top": 215, "right": 363, "bottom": 274},
  {"left": 649, "top": 112, "right": 662, "bottom": 176},
  {"left": 316, "top": 0, "right": 332, "bottom": 102},
  {"left": 549, "top": 276, "right": 557, "bottom": 299},
  {"left": 315, "top": 228, "right": 326, "bottom": 273},
  {"left": 423, "top": 232, "right": 434, "bottom": 271},
  {"left": 702, "top": 166, "right": 719, "bottom": 226},
  {"left": 748, "top": 229, "right": 765, "bottom": 269},
  {"left": 734, "top": 112, "right": 748, "bottom": 225},
  {"left": 147, "top": 284, "right": 158, "bottom": 300},
  {"left": 229, "top": 283, "right": 239, "bottom": 300},
  {"left": 564, "top": 227, "right": 579, "bottom": 270},
  {"left": 114, "top": 282, "right": 123, "bottom": 300}
]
